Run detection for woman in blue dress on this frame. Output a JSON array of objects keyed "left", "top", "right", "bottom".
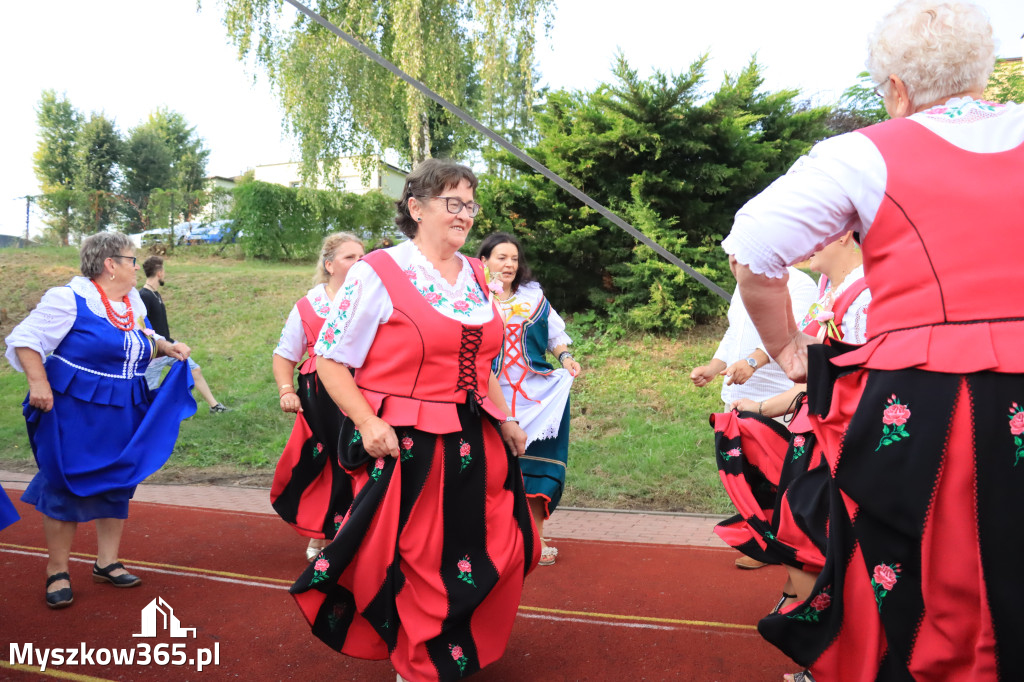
[{"left": 4, "top": 232, "right": 196, "bottom": 609}]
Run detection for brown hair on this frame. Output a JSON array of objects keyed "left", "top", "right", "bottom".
[
  {"left": 142, "top": 255, "right": 164, "bottom": 278},
  {"left": 395, "top": 159, "right": 478, "bottom": 238}
]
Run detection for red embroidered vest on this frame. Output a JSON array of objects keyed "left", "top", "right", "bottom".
[
  {"left": 353, "top": 249, "right": 505, "bottom": 433},
  {"left": 296, "top": 296, "right": 326, "bottom": 375},
  {"left": 834, "top": 117, "right": 1024, "bottom": 372}
]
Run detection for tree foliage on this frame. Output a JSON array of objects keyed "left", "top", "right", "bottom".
[
  {"left": 217, "top": 0, "right": 551, "bottom": 175},
  {"left": 231, "top": 180, "right": 396, "bottom": 260},
  {"left": 474, "top": 55, "right": 833, "bottom": 332},
  {"left": 828, "top": 71, "right": 889, "bottom": 134},
  {"left": 33, "top": 90, "right": 82, "bottom": 244},
  {"left": 986, "top": 58, "right": 1024, "bottom": 104}
]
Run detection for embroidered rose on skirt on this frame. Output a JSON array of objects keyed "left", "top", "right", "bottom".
[
  {"left": 450, "top": 644, "right": 468, "bottom": 674},
  {"left": 457, "top": 555, "right": 477, "bottom": 587},
  {"left": 400, "top": 435, "right": 415, "bottom": 462},
  {"left": 871, "top": 562, "right": 902, "bottom": 612},
  {"left": 720, "top": 447, "right": 742, "bottom": 461},
  {"left": 458, "top": 439, "right": 473, "bottom": 472},
  {"left": 1007, "top": 402, "right": 1024, "bottom": 466},
  {"left": 310, "top": 557, "right": 330, "bottom": 585},
  {"left": 370, "top": 457, "right": 386, "bottom": 481},
  {"left": 876, "top": 395, "right": 911, "bottom": 451},
  {"left": 788, "top": 586, "right": 832, "bottom": 622},
  {"left": 791, "top": 435, "right": 807, "bottom": 462}
]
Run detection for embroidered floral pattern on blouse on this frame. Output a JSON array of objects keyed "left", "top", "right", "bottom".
[
  {"left": 309, "top": 286, "right": 332, "bottom": 318},
  {"left": 871, "top": 562, "right": 901, "bottom": 612},
  {"left": 456, "top": 555, "right": 476, "bottom": 587},
  {"left": 450, "top": 644, "right": 468, "bottom": 675},
  {"left": 875, "top": 394, "right": 911, "bottom": 451},
  {"left": 1007, "top": 402, "right": 1024, "bottom": 466},
  {"left": 790, "top": 435, "right": 807, "bottom": 461},
  {"left": 925, "top": 99, "right": 1004, "bottom": 122},
  {"left": 315, "top": 278, "right": 362, "bottom": 354},
  {"left": 787, "top": 586, "right": 832, "bottom": 622}
]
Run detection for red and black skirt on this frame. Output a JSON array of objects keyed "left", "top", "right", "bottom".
[
  {"left": 290, "top": 403, "right": 539, "bottom": 682},
  {"left": 759, "top": 344, "right": 1024, "bottom": 680},
  {"left": 270, "top": 370, "right": 353, "bottom": 539},
  {"left": 712, "top": 407, "right": 829, "bottom": 573}
]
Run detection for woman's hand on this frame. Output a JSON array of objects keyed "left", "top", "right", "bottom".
[
  {"left": 157, "top": 339, "right": 191, "bottom": 361},
  {"left": 279, "top": 391, "right": 302, "bottom": 414},
  {"left": 358, "top": 415, "right": 400, "bottom": 459},
  {"left": 500, "top": 420, "right": 527, "bottom": 456},
  {"left": 562, "top": 358, "right": 582, "bottom": 377},
  {"left": 730, "top": 398, "right": 760, "bottom": 414},
  {"left": 774, "top": 332, "right": 818, "bottom": 383},
  {"left": 27, "top": 377, "right": 54, "bottom": 412}
]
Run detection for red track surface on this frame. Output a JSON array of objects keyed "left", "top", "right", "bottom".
[{"left": 0, "top": 498, "right": 796, "bottom": 681}]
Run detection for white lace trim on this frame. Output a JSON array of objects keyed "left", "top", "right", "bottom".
[
  {"left": 919, "top": 97, "right": 1008, "bottom": 124},
  {"left": 69, "top": 276, "right": 148, "bottom": 328},
  {"left": 720, "top": 233, "right": 792, "bottom": 279},
  {"left": 407, "top": 241, "right": 478, "bottom": 300}
]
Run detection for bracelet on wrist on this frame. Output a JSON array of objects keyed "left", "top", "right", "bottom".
[
  {"left": 557, "top": 351, "right": 574, "bottom": 364},
  {"left": 758, "top": 401, "right": 764, "bottom": 416}
]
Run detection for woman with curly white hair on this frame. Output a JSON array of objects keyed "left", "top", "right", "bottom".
[{"left": 720, "top": 1, "right": 1024, "bottom": 680}]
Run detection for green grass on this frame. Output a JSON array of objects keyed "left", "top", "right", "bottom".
[{"left": 0, "top": 245, "right": 732, "bottom": 513}]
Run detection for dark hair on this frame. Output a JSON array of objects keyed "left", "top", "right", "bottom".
[
  {"left": 476, "top": 231, "right": 533, "bottom": 293},
  {"left": 395, "top": 159, "right": 479, "bottom": 238},
  {"left": 142, "top": 256, "right": 164, "bottom": 278}
]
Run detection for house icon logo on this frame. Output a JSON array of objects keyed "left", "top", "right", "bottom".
[{"left": 133, "top": 597, "right": 197, "bottom": 638}]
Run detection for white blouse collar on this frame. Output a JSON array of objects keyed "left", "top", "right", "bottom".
[{"left": 70, "top": 276, "right": 147, "bottom": 324}]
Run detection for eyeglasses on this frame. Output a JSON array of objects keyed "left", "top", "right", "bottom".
[
  {"left": 872, "top": 81, "right": 889, "bottom": 99},
  {"left": 432, "top": 196, "right": 481, "bottom": 217},
  {"left": 111, "top": 255, "right": 137, "bottom": 266}
]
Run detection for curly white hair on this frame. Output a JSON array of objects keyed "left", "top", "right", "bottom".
[{"left": 867, "top": 0, "right": 996, "bottom": 108}]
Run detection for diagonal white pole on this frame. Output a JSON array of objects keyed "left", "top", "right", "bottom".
[{"left": 281, "top": 0, "right": 732, "bottom": 302}]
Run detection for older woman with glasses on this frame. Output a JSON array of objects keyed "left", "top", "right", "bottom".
[
  {"left": 290, "top": 159, "right": 538, "bottom": 682},
  {"left": 4, "top": 232, "right": 195, "bottom": 609},
  {"left": 721, "top": 2, "right": 1024, "bottom": 680}
]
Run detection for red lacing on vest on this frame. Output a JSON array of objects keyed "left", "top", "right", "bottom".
[{"left": 458, "top": 326, "right": 484, "bottom": 407}]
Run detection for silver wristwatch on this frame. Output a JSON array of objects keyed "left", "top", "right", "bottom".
[
  {"left": 503, "top": 416, "right": 519, "bottom": 424},
  {"left": 745, "top": 357, "right": 758, "bottom": 369}
]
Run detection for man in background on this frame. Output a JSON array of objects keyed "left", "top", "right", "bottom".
[{"left": 140, "top": 256, "right": 229, "bottom": 414}]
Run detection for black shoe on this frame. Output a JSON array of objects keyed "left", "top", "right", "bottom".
[
  {"left": 46, "top": 572, "right": 74, "bottom": 609},
  {"left": 209, "top": 403, "right": 230, "bottom": 414},
  {"left": 92, "top": 562, "right": 142, "bottom": 588}
]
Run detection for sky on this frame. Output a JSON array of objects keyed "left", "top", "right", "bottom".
[{"left": 2, "top": 0, "right": 1022, "bottom": 238}]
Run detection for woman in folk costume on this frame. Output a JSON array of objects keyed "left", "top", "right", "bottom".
[
  {"left": 478, "top": 232, "right": 581, "bottom": 567},
  {"left": 290, "top": 160, "right": 538, "bottom": 682},
  {"left": 272, "top": 233, "right": 365, "bottom": 561},
  {"left": 4, "top": 232, "right": 195, "bottom": 609},
  {"left": 712, "top": 233, "right": 869, "bottom": 616},
  {"left": 723, "top": 2, "right": 1024, "bottom": 679}
]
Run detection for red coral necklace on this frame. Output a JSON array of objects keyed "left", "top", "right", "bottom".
[{"left": 91, "top": 279, "right": 135, "bottom": 331}]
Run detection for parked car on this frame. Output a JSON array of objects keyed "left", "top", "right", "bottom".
[
  {"left": 188, "top": 219, "right": 237, "bottom": 244},
  {"left": 134, "top": 221, "right": 200, "bottom": 247}
]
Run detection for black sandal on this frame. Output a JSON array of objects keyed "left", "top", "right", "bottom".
[
  {"left": 771, "top": 591, "right": 798, "bottom": 615},
  {"left": 45, "top": 572, "right": 74, "bottom": 609},
  {"left": 92, "top": 562, "right": 142, "bottom": 588},
  {"left": 791, "top": 671, "right": 816, "bottom": 682}
]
